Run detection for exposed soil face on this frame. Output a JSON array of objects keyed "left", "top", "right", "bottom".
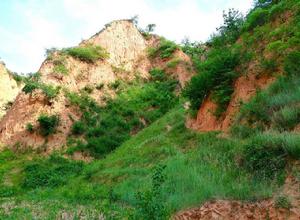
[
  {"left": 187, "top": 66, "right": 275, "bottom": 132},
  {"left": 174, "top": 173, "right": 300, "bottom": 220},
  {"left": 0, "top": 62, "right": 21, "bottom": 119}
]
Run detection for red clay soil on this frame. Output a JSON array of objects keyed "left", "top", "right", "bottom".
[
  {"left": 173, "top": 174, "right": 300, "bottom": 220},
  {"left": 186, "top": 72, "right": 275, "bottom": 132}
]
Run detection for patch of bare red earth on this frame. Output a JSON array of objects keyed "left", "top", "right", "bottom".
[{"left": 173, "top": 174, "right": 300, "bottom": 220}]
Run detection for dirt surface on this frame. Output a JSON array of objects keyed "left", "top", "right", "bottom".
[
  {"left": 0, "top": 62, "right": 21, "bottom": 119},
  {"left": 174, "top": 172, "right": 300, "bottom": 220},
  {"left": 186, "top": 63, "right": 275, "bottom": 132}
]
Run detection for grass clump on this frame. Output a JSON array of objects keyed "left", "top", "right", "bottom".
[
  {"left": 22, "top": 155, "right": 83, "bottom": 189},
  {"left": 275, "top": 195, "right": 292, "bottom": 209},
  {"left": 26, "top": 123, "right": 34, "bottom": 133},
  {"left": 37, "top": 114, "right": 60, "bottom": 137},
  {"left": 64, "top": 44, "right": 109, "bottom": 63},
  {"left": 148, "top": 38, "right": 178, "bottom": 59}
]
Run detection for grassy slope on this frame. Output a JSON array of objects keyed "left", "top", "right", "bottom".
[
  {"left": 1, "top": 1, "right": 300, "bottom": 219},
  {"left": 0, "top": 104, "right": 279, "bottom": 219}
]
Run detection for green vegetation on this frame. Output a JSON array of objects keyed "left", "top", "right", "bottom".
[
  {"left": 22, "top": 155, "right": 83, "bottom": 189},
  {"left": 37, "top": 114, "right": 60, "bottom": 137},
  {"left": 63, "top": 44, "right": 109, "bottom": 63},
  {"left": 1, "top": 0, "right": 300, "bottom": 219},
  {"left": 67, "top": 68, "right": 178, "bottom": 158},
  {"left": 148, "top": 38, "right": 178, "bottom": 59},
  {"left": 275, "top": 195, "right": 292, "bottom": 209},
  {"left": 25, "top": 123, "right": 34, "bottom": 133},
  {"left": 22, "top": 75, "right": 60, "bottom": 100},
  {"left": 184, "top": 48, "right": 239, "bottom": 116}
]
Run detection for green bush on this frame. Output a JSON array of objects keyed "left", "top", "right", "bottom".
[
  {"left": 26, "top": 123, "right": 34, "bottom": 133},
  {"left": 133, "top": 165, "right": 169, "bottom": 220},
  {"left": 275, "top": 195, "right": 292, "bottom": 209},
  {"left": 243, "top": 8, "right": 269, "bottom": 31},
  {"left": 22, "top": 81, "right": 39, "bottom": 94},
  {"left": 71, "top": 121, "right": 86, "bottom": 135},
  {"left": 184, "top": 48, "right": 239, "bottom": 115},
  {"left": 53, "top": 63, "right": 68, "bottom": 75},
  {"left": 64, "top": 45, "right": 109, "bottom": 63},
  {"left": 272, "top": 106, "right": 300, "bottom": 131},
  {"left": 260, "top": 58, "right": 278, "bottom": 73},
  {"left": 22, "top": 155, "right": 83, "bottom": 189},
  {"left": 37, "top": 114, "right": 60, "bottom": 137},
  {"left": 242, "top": 134, "right": 287, "bottom": 179},
  {"left": 148, "top": 39, "right": 178, "bottom": 59},
  {"left": 284, "top": 51, "right": 300, "bottom": 76}
]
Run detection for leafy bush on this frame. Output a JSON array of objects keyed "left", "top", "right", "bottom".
[
  {"left": 26, "top": 123, "right": 34, "bottom": 133},
  {"left": 260, "top": 58, "right": 278, "bottom": 73},
  {"left": 148, "top": 39, "right": 178, "bottom": 59},
  {"left": 284, "top": 51, "right": 300, "bottom": 76},
  {"left": 166, "top": 58, "right": 181, "bottom": 68},
  {"left": 275, "top": 195, "right": 292, "bottom": 209},
  {"left": 71, "top": 121, "right": 86, "bottom": 135},
  {"left": 243, "top": 8, "right": 269, "bottom": 31},
  {"left": 37, "top": 114, "right": 60, "bottom": 137},
  {"left": 242, "top": 134, "right": 287, "bottom": 179},
  {"left": 22, "top": 80, "right": 60, "bottom": 100},
  {"left": 184, "top": 48, "right": 239, "bottom": 115},
  {"left": 53, "top": 63, "right": 68, "bottom": 75},
  {"left": 22, "top": 155, "right": 83, "bottom": 189},
  {"left": 133, "top": 165, "right": 169, "bottom": 220},
  {"left": 64, "top": 45, "right": 109, "bottom": 63},
  {"left": 22, "top": 81, "right": 39, "bottom": 94}
]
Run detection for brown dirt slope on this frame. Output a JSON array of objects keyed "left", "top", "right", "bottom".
[
  {"left": 0, "top": 20, "right": 194, "bottom": 151},
  {"left": 0, "top": 62, "right": 21, "bottom": 120}
]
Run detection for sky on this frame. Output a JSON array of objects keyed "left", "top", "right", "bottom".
[{"left": 0, "top": 0, "right": 253, "bottom": 73}]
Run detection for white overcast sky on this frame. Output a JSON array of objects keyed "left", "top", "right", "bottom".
[{"left": 0, "top": 0, "right": 253, "bottom": 73}]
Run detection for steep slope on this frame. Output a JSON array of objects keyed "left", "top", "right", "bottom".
[
  {"left": 0, "top": 62, "right": 21, "bottom": 119},
  {"left": 0, "top": 20, "right": 194, "bottom": 152},
  {"left": 185, "top": 0, "right": 300, "bottom": 132}
]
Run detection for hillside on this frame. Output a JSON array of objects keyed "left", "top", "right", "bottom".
[
  {"left": 0, "top": 20, "right": 194, "bottom": 153},
  {"left": 0, "top": 0, "right": 300, "bottom": 219},
  {"left": 0, "top": 62, "right": 21, "bottom": 119}
]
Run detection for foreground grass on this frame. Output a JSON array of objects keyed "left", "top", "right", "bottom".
[{"left": 0, "top": 105, "right": 282, "bottom": 219}]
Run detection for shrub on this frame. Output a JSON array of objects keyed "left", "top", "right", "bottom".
[
  {"left": 184, "top": 48, "right": 239, "bottom": 114},
  {"left": 22, "top": 81, "right": 39, "bottom": 94},
  {"left": 83, "top": 85, "right": 94, "bottom": 94},
  {"left": 37, "top": 114, "right": 60, "bottom": 137},
  {"left": 71, "top": 121, "right": 86, "bottom": 135},
  {"left": 275, "top": 195, "right": 292, "bottom": 209},
  {"left": 26, "top": 123, "right": 34, "bottom": 133},
  {"left": 243, "top": 8, "right": 269, "bottom": 31},
  {"left": 148, "top": 39, "right": 178, "bottom": 59},
  {"left": 260, "top": 58, "right": 278, "bottom": 73},
  {"left": 133, "top": 165, "right": 169, "bottom": 220},
  {"left": 242, "top": 134, "right": 287, "bottom": 179},
  {"left": 53, "top": 63, "right": 68, "bottom": 75},
  {"left": 96, "top": 83, "right": 104, "bottom": 90},
  {"left": 166, "top": 58, "right": 181, "bottom": 68},
  {"left": 22, "top": 155, "right": 83, "bottom": 189},
  {"left": 284, "top": 51, "right": 300, "bottom": 76},
  {"left": 64, "top": 45, "right": 109, "bottom": 63},
  {"left": 40, "top": 84, "right": 60, "bottom": 99},
  {"left": 272, "top": 106, "right": 300, "bottom": 131}
]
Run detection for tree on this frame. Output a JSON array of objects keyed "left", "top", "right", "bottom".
[
  {"left": 217, "top": 8, "right": 244, "bottom": 43},
  {"left": 145, "top": 24, "right": 156, "bottom": 33}
]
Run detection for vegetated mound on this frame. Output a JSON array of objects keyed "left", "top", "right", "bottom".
[
  {"left": 0, "top": 20, "right": 194, "bottom": 153},
  {"left": 0, "top": 62, "right": 22, "bottom": 119},
  {"left": 185, "top": 0, "right": 300, "bottom": 132}
]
